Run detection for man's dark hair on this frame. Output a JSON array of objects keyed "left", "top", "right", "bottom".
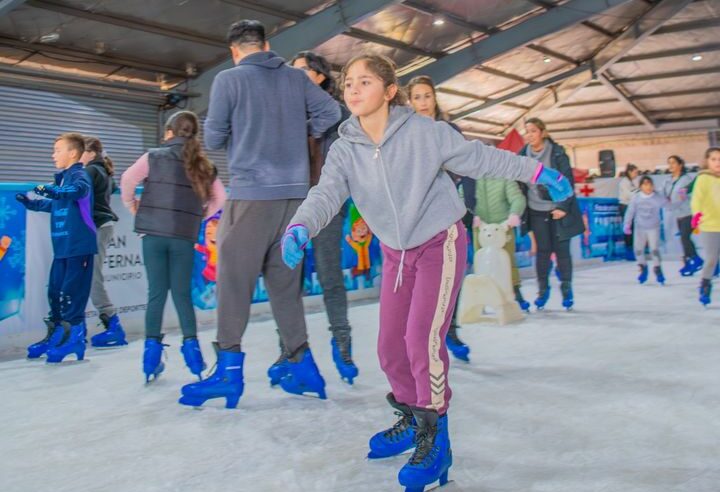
[{"left": 227, "top": 20, "right": 266, "bottom": 47}]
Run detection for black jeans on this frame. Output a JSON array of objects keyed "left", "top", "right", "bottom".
[
  {"left": 677, "top": 215, "right": 698, "bottom": 259},
  {"left": 619, "top": 204, "right": 633, "bottom": 252},
  {"left": 529, "top": 209, "right": 572, "bottom": 290}
]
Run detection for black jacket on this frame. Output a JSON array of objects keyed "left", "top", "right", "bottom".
[
  {"left": 518, "top": 140, "right": 585, "bottom": 241},
  {"left": 85, "top": 161, "right": 118, "bottom": 227}
]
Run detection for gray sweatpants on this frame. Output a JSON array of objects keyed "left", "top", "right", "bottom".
[
  {"left": 634, "top": 228, "right": 661, "bottom": 267},
  {"left": 701, "top": 232, "right": 720, "bottom": 280},
  {"left": 312, "top": 211, "right": 350, "bottom": 335},
  {"left": 90, "top": 222, "right": 116, "bottom": 317},
  {"left": 216, "top": 200, "right": 308, "bottom": 354}
]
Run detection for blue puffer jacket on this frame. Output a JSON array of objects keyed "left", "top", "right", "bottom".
[{"left": 24, "top": 163, "right": 98, "bottom": 258}]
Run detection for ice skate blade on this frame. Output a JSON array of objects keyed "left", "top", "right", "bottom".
[
  {"left": 46, "top": 357, "right": 88, "bottom": 365},
  {"left": 46, "top": 351, "right": 86, "bottom": 364},
  {"left": 284, "top": 389, "right": 327, "bottom": 400},
  {"left": 404, "top": 476, "right": 452, "bottom": 491},
  {"left": 92, "top": 341, "right": 128, "bottom": 349},
  {"left": 178, "top": 394, "right": 240, "bottom": 409}
]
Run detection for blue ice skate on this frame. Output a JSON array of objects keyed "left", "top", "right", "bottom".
[
  {"left": 398, "top": 411, "right": 452, "bottom": 492},
  {"left": 368, "top": 393, "right": 416, "bottom": 459},
  {"left": 445, "top": 326, "right": 469, "bottom": 362},
  {"left": 267, "top": 356, "right": 289, "bottom": 386},
  {"left": 681, "top": 255, "right": 704, "bottom": 277},
  {"left": 91, "top": 314, "right": 128, "bottom": 348},
  {"left": 280, "top": 347, "right": 326, "bottom": 399},
  {"left": 27, "top": 318, "right": 64, "bottom": 359},
  {"left": 535, "top": 287, "right": 551, "bottom": 310},
  {"left": 46, "top": 322, "right": 86, "bottom": 363},
  {"left": 143, "top": 337, "right": 166, "bottom": 383},
  {"left": 179, "top": 351, "right": 245, "bottom": 409},
  {"left": 181, "top": 337, "right": 206, "bottom": 380},
  {"left": 560, "top": 281, "right": 574, "bottom": 310},
  {"left": 654, "top": 266, "right": 666, "bottom": 285},
  {"left": 514, "top": 286, "right": 530, "bottom": 312},
  {"left": 638, "top": 265, "right": 649, "bottom": 284},
  {"left": 699, "top": 279, "right": 712, "bottom": 307},
  {"left": 331, "top": 334, "right": 359, "bottom": 385}
]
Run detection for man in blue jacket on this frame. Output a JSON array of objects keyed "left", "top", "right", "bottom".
[
  {"left": 180, "top": 20, "right": 341, "bottom": 408},
  {"left": 17, "top": 133, "right": 97, "bottom": 364}
]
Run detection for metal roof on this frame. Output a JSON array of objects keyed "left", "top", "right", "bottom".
[{"left": 0, "top": 0, "right": 718, "bottom": 138}]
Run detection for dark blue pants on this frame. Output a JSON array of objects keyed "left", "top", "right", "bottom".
[{"left": 48, "top": 255, "right": 94, "bottom": 325}]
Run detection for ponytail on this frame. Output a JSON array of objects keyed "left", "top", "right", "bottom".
[
  {"left": 166, "top": 111, "right": 215, "bottom": 202},
  {"left": 83, "top": 136, "right": 114, "bottom": 175}
]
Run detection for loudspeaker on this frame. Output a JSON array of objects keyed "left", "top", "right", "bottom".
[{"left": 598, "top": 150, "right": 616, "bottom": 177}]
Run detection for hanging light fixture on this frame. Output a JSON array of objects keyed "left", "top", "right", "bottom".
[
  {"left": 543, "top": 56, "right": 552, "bottom": 63},
  {"left": 691, "top": 54, "right": 703, "bottom": 62},
  {"left": 432, "top": 15, "right": 445, "bottom": 26}
]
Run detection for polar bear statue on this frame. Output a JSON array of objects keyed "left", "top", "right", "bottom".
[{"left": 456, "top": 222, "right": 524, "bottom": 325}]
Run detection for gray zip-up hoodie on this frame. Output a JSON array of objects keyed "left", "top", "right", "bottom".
[
  {"left": 290, "top": 106, "right": 541, "bottom": 252},
  {"left": 204, "top": 50, "right": 341, "bottom": 200},
  {"left": 662, "top": 173, "right": 693, "bottom": 218}
]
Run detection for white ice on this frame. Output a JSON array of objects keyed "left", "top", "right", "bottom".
[{"left": 1, "top": 261, "right": 718, "bottom": 492}]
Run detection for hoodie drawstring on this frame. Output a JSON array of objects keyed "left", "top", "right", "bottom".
[{"left": 374, "top": 145, "right": 406, "bottom": 293}]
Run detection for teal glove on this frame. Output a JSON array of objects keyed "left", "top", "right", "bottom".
[
  {"left": 532, "top": 164, "right": 573, "bottom": 202},
  {"left": 281, "top": 224, "right": 309, "bottom": 269}
]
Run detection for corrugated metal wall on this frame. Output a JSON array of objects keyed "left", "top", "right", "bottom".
[{"left": 0, "top": 85, "right": 159, "bottom": 183}]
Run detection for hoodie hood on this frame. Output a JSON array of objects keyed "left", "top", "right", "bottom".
[
  {"left": 238, "top": 50, "right": 286, "bottom": 69},
  {"left": 338, "top": 105, "right": 415, "bottom": 146},
  {"left": 698, "top": 169, "right": 720, "bottom": 178}
]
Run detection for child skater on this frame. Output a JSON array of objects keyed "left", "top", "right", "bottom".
[
  {"left": 81, "top": 136, "right": 128, "bottom": 348},
  {"left": 18, "top": 133, "right": 97, "bottom": 363},
  {"left": 623, "top": 176, "right": 668, "bottom": 285},
  {"left": 122, "top": 111, "right": 226, "bottom": 382},
  {"left": 691, "top": 147, "right": 720, "bottom": 306},
  {"left": 280, "top": 54, "right": 573, "bottom": 492}
]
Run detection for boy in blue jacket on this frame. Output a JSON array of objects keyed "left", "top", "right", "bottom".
[{"left": 17, "top": 133, "right": 98, "bottom": 363}]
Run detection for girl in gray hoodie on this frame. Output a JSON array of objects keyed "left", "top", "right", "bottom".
[
  {"left": 280, "top": 54, "right": 573, "bottom": 491},
  {"left": 624, "top": 176, "right": 669, "bottom": 285}
]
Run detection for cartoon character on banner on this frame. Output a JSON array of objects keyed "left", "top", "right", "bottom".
[
  {"left": 345, "top": 203, "right": 373, "bottom": 280},
  {"left": 192, "top": 213, "right": 220, "bottom": 309}
]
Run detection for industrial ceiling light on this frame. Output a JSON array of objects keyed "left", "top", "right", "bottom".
[
  {"left": 691, "top": 54, "right": 703, "bottom": 62},
  {"left": 432, "top": 16, "right": 445, "bottom": 26},
  {"left": 39, "top": 32, "right": 60, "bottom": 43},
  {"left": 543, "top": 56, "right": 552, "bottom": 63}
]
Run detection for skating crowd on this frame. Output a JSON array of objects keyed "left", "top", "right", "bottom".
[{"left": 14, "top": 19, "right": 720, "bottom": 492}]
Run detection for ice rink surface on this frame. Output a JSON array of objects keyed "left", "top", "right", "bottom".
[{"left": 1, "top": 261, "right": 718, "bottom": 492}]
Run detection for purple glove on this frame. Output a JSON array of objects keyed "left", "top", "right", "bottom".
[{"left": 623, "top": 225, "right": 632, "bottom": 235}]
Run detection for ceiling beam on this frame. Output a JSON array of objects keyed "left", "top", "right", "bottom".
[
  {"left": 402, "top": 0, "right": 581, "bottom": 65},
  {"left": 399, "top": 0, "right": 632, "bottom": 85},
  {"left": 598, "top": 73, "right": 655, "bottom": 129},
  {"left": 464, "top": 116, "right": 507, "bottom": 127},
  {"left": 436, "top": 87, "right": 529, "bottom": 110},
  {"left": 0, "top": 35, "right": 188, "bottom": 77},
  {"left": 653, "top": 17, "right": 720, "bottom": 35},
  {"left": 475, "top": 66, "right": 536, "bottom": 84},
  {"left": 219, "top": 0, "right": 304, "bottom": 22},
  {"left": 550, "top": 118, "right": 720, "bottom": 140},
  {"left": 512, "top": 0, "right": 694, "bottom": 130},
  {"left": 524, "top": 0, "right": 616, "bottom": 37},
  {"left": 614, "top": 66, "right": 720, "bottom": 84},
  {"left": 0, "top": 0, "right": 26, "bottom": 16},
  {"left": 450, "top": 64, "right": 592, "bottom": 121},
  {"left": 0, "top": 63, "right": 195, "bottom": 101},
  {"left": 545, "top": 87, "right": 720, "bottom": 107},
  {"left": 26, "top": 0, "right": 227, "bottom": 47},
  {"left": 188, "top": 0, "right": 399, "bottom": 114},
  {"left": 619, "top": 43, "right": 720, "bottom": 63}
]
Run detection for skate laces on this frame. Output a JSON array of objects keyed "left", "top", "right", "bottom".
[
  {"left": 408, "top": 428, "right": 439, "bottom": 466},
  {"left": 384, "top": 412, "right": 413, "bottom": 441}
]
